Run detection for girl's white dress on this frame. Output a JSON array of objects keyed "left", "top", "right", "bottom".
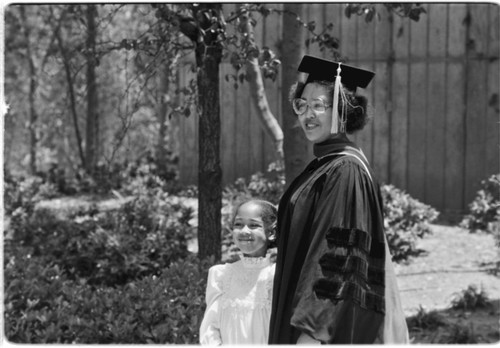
[{"left": 199, "top": 254, "right": 275, "bottom": 345}]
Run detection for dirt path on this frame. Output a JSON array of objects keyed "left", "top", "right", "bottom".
[{"left": 395, "top": 224, "right": 499, "bottom": 316}]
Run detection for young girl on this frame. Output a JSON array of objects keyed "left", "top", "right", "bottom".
[{"left": 199, "top": 199, "right": 277, "bottom": 345}]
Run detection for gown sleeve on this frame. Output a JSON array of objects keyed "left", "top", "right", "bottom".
[
  {"left": 290, "top": 159, "right": 386, "bottom": 344},
  {"left": 199, "top": 265, "right": 225, "bottom": 345}
]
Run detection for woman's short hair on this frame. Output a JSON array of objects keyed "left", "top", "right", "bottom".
[{"left": 289, "top": 80, "right": 370, "bottom": 134}]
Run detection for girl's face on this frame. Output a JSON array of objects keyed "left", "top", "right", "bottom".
[
  {"left": 232, "top": 202, "right": 268, "bottom": 258},
  {"left": 297, "top": 83, "right": 333, "bottom": 144}
]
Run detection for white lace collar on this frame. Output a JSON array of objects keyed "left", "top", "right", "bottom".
[{"left": 238, "top": 252, "right": 272, "bottom": 269}]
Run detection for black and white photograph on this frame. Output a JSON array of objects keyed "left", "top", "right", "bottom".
[{"left": 2, "top": 2, "right": 499, "bottom": 344}]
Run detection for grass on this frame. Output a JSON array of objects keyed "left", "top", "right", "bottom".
[
  {"left": 443, "top": 323, "right": 479, "bottom": 344},
  {"left": 407, "top": 305, "right": 447, "bottom": 331},
  {"left": 407, "top": 283, "right": 498, "bottom": 344},
  {"left": 451, "top": 284, "right": 491, "bottom": 311}
]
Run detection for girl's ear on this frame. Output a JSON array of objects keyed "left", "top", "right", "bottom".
[
  {"left": 267, "top": 221, "right": 277, "bottom": 247},
  {"left": 268, "top": 221, "right": 277, "bottom": 235}
]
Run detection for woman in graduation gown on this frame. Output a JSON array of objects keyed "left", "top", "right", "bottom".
[{"left": 268, "top": 55, "right": 409, "bottom": 344}]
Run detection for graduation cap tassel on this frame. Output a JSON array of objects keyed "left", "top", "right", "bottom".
[
  {"left": 339, "top": 87, "right": 348, "bottom": 133},
  {"left": 331, "top": 63, "right": 342, "bottom": 134}
]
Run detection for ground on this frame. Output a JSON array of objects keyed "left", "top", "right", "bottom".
[{"left": 396, "top": 224, "right": 500, "bottom": 343}]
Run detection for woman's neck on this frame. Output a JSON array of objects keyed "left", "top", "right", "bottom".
[{"left": 313, "top": 133, "right": 357, "bottom": 158}]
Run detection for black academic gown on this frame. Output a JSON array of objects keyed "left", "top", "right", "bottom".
[{"left": 268, "top": 134, "right": 408, "bottom": 344}]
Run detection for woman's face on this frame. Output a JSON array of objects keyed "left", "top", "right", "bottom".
[
  {"left": 297, "top": 83, "right": 333, "bottom": 144},
  {"left": 232, "top": 202, "right": 268, "bottom": 258}
]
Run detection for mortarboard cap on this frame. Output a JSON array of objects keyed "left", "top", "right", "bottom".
[{"left": 298, "top": 55, "right": 375, "bottom": 90}]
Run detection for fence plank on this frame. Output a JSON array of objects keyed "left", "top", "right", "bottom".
[
  {"left": 234, "top": 71, "right": 253, "bottom": 180},
  {"left": 345, "top": 13, "right": 361, "bottom": 147},
  {"left": 355, "top": 17, "right": 376, "bottom": 162},
  {"left": 406, "top": 10, "right": 428, "bottom": 202},
  {"left": 340, "top": 4, "right": 358, "bottom": 62},
  {"left": 178, "top": 61, "right": 198, "bottom": 185},
  {"left": 426, "top": 4, "right": 448, "bottom": 209},
  {"left": 328, "top": 3, "right": 343, "bottom": 54},
  {"left": 486, "top": 5, "right": 500, "bottom": 178},
  {"left": 444, "top": 4, "right": 467, "bottom": 214},
  {"left": 390, "top": 14, "right": 410, "bottom": 190},
  {"left": 465, "top": 4, "right": 490, "bottom": 204},
  {"left": 220, "top": 62, "right": 237, "bottom": 185},
  {"left": 220, "top": 3, "right": 238, "bottom": 185},
  {"left": 305, "top": 3, "right": 325, "bottom": 57},
  {"left": 372, "top": 13, "right": 392, "bottom": 184}
]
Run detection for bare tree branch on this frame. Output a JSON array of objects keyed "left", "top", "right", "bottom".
[{"left": 238, "top": 10, "right": 283, "bottom": 164}]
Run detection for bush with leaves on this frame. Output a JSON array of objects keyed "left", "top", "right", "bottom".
[
  {"left": 381, "top": 185, "right": 439, "bottom": 262},
  {"left": 8, "top": 189, "right": 193, "bottom": 286},
  {"left": 4, "top": 250, "right": 212, "bottom": 344},
  {"left": 460, "top": 174, "right": 500, "bottom": 235},
  {"left": 4, "top": 172, "right": 59, "bottom": 230},
  {"left": 223, "top": 162, "right": 285, "bottom": 206}
]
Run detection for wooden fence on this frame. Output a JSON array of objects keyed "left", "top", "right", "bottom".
[{"left": 173, "top": 3, "right": 499, "bottom": 216}]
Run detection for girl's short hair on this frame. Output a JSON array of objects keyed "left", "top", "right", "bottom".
[{"left": 289, "top": 80, "right": 370, "bottom": 134}]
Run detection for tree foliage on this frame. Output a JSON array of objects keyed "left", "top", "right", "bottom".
[{"left": 345, "top": 3, "right": 427, "bottom": 22}]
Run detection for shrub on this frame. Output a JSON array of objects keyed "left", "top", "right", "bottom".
[
  {"left": 8, "top": 191, "right": 192, "bottom": 286},
  {"left": 4, "top": 172, "right": 59, "bottom": 216},
  {"left": 120, "top": 162, "right": 169, "bottom": 197},
  {"left": 406, "top": 306, "right": 446, "bottom": 331},
  {"left": 460, "top": 174, "right": 500, "bottom": 234},
  {"left": 4, "top": 253, "right": 74, "bottom": 343},
  {"left": 451, "top": 284, "right": 490, "bottom": 311},
  {"left": 120, "top": 156, "right": 185, "bottom": 197},
  {"left": 223, "top": 162, "right": 285, "bottom": 206},
  {"left": 4, "top": 253, "right": 212, "bottom": 344},
  {"left": 381, "top": 185, "right": 439, "bottom": 262}
]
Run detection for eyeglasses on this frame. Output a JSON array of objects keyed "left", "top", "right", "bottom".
[{"left": 292, "top": 98, "right": 332, "bottom": 115}]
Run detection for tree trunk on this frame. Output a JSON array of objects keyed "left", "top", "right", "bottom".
[
  {"left": 193, "top": 4, "right": 223, "bottom": 261},
  {"left": 156, "top": 65, "right": 169, "bottom": 175},
  {"left": 20, "top": 7, "right": 38, "bottom": 174},
  {"left": 55, "top": 22, "right": 86, "bottom": 168},
  {"left": 239, "top": 12, "right": 284, "bottom": 164},
  {"left": 281, "top": 3, "right": 312, "bottom": 186},
  {"left": 85, "top": 4, "right": 99, "bottom": 175}
]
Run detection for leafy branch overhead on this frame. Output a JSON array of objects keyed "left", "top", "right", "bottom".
[
  {"left": 133, "top": 3, "right": 427, "bottom": 89},
  {"left": 345, "top": 3, "right": 427, "bottom": 22},
  {"left": 224, "top": 4, "right": 341, "bottom": 84},
  {"left": 149, "top": 3, "right": 342, "bottom": 87}
]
